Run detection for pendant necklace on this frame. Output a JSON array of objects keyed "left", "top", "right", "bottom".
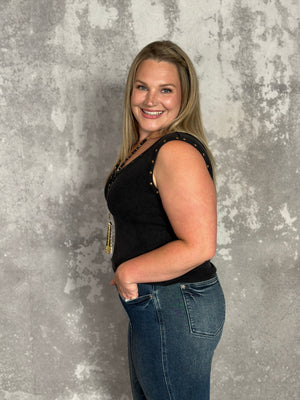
[{"left": 105, "top": 136, "right": 149, "bottom": 254}]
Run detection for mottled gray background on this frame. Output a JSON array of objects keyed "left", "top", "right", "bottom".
[{"left": 0, "top": 0, "right": 299, "bottom": 399}]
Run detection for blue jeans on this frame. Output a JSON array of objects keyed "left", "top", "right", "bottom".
[{"left": 119, "top": 275, "right": 225, "bottom": 400}]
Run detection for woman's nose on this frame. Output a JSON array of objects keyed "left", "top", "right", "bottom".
[{"left": 145, "top": 90, "right": 158, "bottom": 106}]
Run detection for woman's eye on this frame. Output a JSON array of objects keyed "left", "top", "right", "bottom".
[
  {"left": 162, "top": 88, "right": 172, "bottom": 93},
  {"left": 137, "top": 85, "right": 147, "bottom": 90}
]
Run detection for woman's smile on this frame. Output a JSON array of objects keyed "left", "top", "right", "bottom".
[{"left": 141, "top": 108, "right": 164, "bottom": 118}]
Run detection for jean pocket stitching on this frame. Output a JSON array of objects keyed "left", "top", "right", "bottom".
[
  {"left": 184, "top": 276, "right": 219, "bottom": 290},
  {"left": 180, "top": 283, "right": 225, "bottom": 337}
]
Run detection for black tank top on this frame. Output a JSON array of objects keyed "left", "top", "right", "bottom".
[{"left": 105, "top": 132, "right": 216, "bottom": 285}]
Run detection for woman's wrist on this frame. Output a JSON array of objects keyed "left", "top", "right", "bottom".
[{"left": 117, "top": 262, "right": 136, "bottom": 284}]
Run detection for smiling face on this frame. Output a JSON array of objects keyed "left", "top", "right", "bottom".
[{"left": 131, "top": 59, "right": 182, "bottom": 140}]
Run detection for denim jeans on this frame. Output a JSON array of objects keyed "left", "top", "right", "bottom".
[{"left": 119, "top": 275, "right": 225, "bottom": 400}]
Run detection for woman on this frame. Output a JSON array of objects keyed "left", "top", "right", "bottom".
[{"left": 105, "top": 41, "right": 225, "bottom": 400}]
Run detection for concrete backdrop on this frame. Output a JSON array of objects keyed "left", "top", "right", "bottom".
[{"left": 0, "top": 0, "right": 299, "bottom": 399}]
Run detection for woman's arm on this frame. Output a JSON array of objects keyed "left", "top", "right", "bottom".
[{"left": 111, "top": 140, "right": 217, "bottom": 299}]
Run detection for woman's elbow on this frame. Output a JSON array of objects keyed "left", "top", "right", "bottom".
[
  {"left": 188, "top": 238, "right": 216, "bottom": 263},
  {"left": 205, "top": 245, "right": 216, "bottom": 260}
]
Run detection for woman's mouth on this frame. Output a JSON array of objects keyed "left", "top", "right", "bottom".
[{"left": 141, "top": 109, "right": 164, "bottom": 118}]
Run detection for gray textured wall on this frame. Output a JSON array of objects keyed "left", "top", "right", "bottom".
[{"left": 0, "top": 0, "right": 299, "bottom": 399}]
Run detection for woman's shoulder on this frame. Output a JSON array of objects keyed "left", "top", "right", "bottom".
[{"left": 153, "top": 132, "right": 213, "bottom": 178}]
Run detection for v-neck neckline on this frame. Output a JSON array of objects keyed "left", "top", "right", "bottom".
[{"left": 119, "top": 136, "right": 164, "bottom": 173}]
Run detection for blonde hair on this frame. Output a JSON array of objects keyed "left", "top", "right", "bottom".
[{"left": 112, "top": 40, "right": 215, "bottom": 178}]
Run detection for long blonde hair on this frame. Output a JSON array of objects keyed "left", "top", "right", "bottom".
[{"left": 112, "top": 40, "right": 215, "bottom": 178}]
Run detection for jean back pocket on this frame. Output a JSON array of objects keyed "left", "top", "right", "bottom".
[{"left": 180, "top": 277, "right": 225, "bottom": 338}]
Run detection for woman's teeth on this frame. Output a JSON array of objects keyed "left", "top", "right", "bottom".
[{"left": 142, "top": 109, "right": 163, "bottom": 116}]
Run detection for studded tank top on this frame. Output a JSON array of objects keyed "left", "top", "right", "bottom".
[{"left": 104, "top": 132, "right": 217, "bottom": 285}]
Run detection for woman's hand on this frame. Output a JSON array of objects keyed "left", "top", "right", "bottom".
[{"left": 110, "top": 265, "right": 139, "bottom": 301}]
